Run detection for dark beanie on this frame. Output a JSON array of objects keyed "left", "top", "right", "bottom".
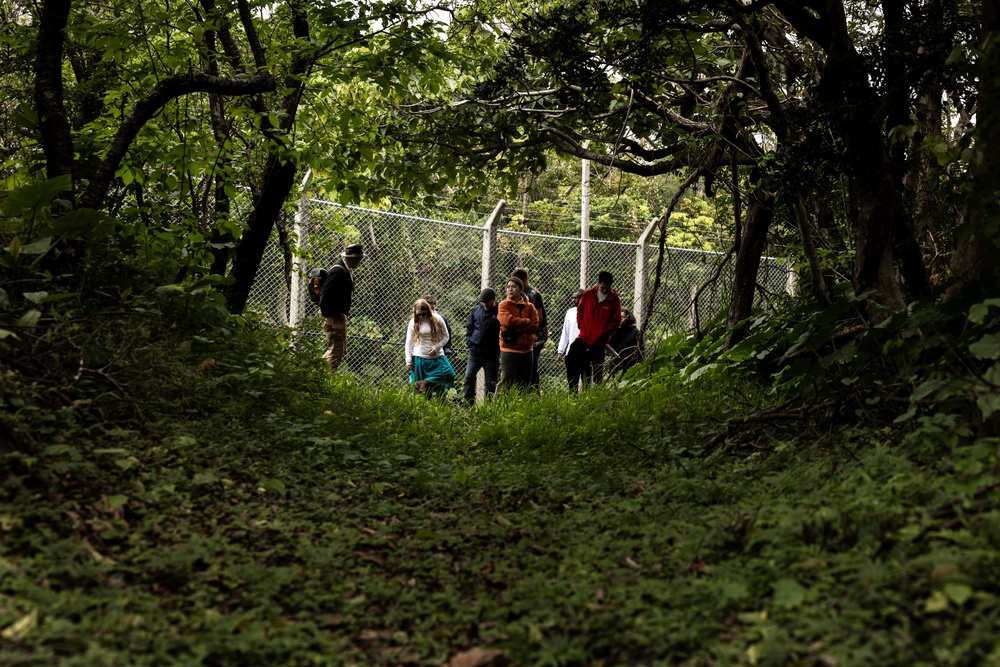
[
  {"left": 598, "top": 271, "right": 614, "bottom": 285},
  {"left": 479, "top": 288, "right": 496, "bottom": 302}
]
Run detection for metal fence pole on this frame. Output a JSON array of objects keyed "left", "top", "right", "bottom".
[
  {"left": 580, "top": 159, "right": 590, "bottom": 289},
  {"left": 634, "top": 216, "right": 658, "bottom": 331},
  {"left": 481, "top": 199, "right": 504, "bottom": 290},
  {"left": 477, "top": 199, "right": 505, "bottom": 402},
  {"left": 290, "top": 169, "right": 312, "bottom": 332}
]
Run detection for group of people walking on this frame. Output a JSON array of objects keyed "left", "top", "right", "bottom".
[{"left": 318, "top": 243, "right": 641, "bottom": 401}]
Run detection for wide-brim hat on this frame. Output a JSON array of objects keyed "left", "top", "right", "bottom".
[{"left": 341, "top": 244, "right": 364, "bottom": 258}]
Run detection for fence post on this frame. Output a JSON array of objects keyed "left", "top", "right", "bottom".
[
  {"left": 481, "top": 199, "right": 504, "bottom": 290},
  {"left": 580, "top": 159, "right": 591, "bottom": 288},
  {"left": 633, "top": 216, "right": 659, "bottom": 331},
  {"left": 289, "top": 169, "right": 313, "bottom": 332},
  {"left": 477, "top": 199, "right": 505, "bottom": 402}
]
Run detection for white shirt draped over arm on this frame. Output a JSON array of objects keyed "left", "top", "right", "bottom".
[{"left": 557, "top": 306, "right": 580, "bottom": 354}]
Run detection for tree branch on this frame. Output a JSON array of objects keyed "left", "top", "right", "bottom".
[{"left": 80, "top": 71, "right": 276, "bottom": 211}]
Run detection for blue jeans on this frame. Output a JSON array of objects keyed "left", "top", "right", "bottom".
[{"left": 464, "top": 349, "right": 499, "bottom": 404}]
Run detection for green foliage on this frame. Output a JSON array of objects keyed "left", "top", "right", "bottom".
[{"left": 2, "top": 286, "right": 1000, "bottom": 666}]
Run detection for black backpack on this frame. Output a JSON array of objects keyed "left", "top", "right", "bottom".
[
  {"left": 307, "top": 267, "right": 328, "bottom": 305},
  {"left": 307, "top": 265, "right": 345, "bottom": 306},
  {"left": 441, "top": 314, "right": 454, "bottom": 356}
]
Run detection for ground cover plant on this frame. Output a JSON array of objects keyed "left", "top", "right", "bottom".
[
  {"left": 5, "top": 1, "right": 1000, "bottom": 663},
  {"left": 2, "top": 285, "right": 999, "bottom": 667}
]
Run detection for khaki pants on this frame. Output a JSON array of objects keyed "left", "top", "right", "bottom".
[
  {"left": 497, "top": 351, "right": 533, "bottom": 392},
  {"left": 322, "top": 314, "right": 348, "bottom": 374}
]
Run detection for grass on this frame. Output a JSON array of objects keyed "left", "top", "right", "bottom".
[{"left": 1, "top": 314, "right": 999, "bottom": 666}]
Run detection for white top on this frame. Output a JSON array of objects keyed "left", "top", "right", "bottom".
[
  {"left": 557, "top": 306, "right": 580, "bottom": 354},
  {"left": 405, "top": 312, "right": 450, "bottom": 365}
]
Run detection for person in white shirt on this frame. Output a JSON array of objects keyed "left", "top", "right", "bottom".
[
  {"left": 405, "top": 299, "right": 455, "bottom": 396},
  {"left": 556, "top": 289, "right": 586, "bottom": 391}
]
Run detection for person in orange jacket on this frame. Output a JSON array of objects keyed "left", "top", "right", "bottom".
[
  {"left": 496, "top": 276, "right": 539, "bottom": 392},
  {"left": 571, "top": 271, "right": 622, "bottom": 387}
]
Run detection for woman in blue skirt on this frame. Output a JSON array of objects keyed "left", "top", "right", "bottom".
[{"left": 404, "top": 298, "right": 455, "bottom": 396}]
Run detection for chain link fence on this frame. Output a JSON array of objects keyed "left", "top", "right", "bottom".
[{"left": 247, "top": 197, "right": 793, "bottom": 390}]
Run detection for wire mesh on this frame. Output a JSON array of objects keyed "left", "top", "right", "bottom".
[{"left": 246, "top": 198, "right": 793, "bottom": 389}]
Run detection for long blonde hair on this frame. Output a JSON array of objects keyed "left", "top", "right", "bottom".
[{"left": 412, "top": 299, "right": 444, "bottom": 344}]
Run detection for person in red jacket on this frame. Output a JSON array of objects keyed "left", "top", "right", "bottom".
[
  {"left": 496, "top": 276, "right": 539, "bottom": 392},
  {"left": 570, "top": 271, "right": 622, "bottom": 388}
]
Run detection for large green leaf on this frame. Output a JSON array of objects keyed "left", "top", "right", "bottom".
[
  {"left": 2, "top": 176, "right": 72, "bottom": 216},
  {"left": 969, "top": 333, "right": 1000, "bottom": 360},
  {"left": 17, "top": 237, "right": 53, "bottom": 255},
  {"left": 969, "top": 298, "right": 1000, "bottom": 324},
  {"left": 46, "top": 209, "right": 116, "bottom": 240}
]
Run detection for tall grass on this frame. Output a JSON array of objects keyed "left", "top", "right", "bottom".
[{"left": 2, "top": 305, "right": 998, "bottom": 667}]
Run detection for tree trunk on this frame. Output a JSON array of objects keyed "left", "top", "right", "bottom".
[
  {"left": 847, "top": 142, "right": 905, "bottom": 316},
  {"left": 726, "top": 176, "right": 776, "bottom": 347},
  {"left": 892, "top": 210, "right": 931, "bottom": 300},
  {"left": 818, "top": 2, "right": 906, "bottom": 317},
  {"left": 224, "top": 0, "right": 311, "bottom": 314},
  {"left": 950, "top": 0, "right": 1000, "bottom": 293},
  {"left": 209, "top": 173, "right": 234, "bottom": 277},
  {"left": 883, "top": 0, "right": 931, "bottom": 302},
  {"left": 226, "top": 155, "right": 298, "bottom": 314},
  {"left": 208, "top": 93, "right": 234, "bottom": 276},
  {"left": 34, "top": 0, "right": 74, "bottom": 189},
  {"left": 791, "top": 193, "right": 831, "bottom": 307},
  {"left": 905, "top": 66, "right": 945, "bottom": 282},
  {"left": 33, "top": 0, "right": 85, "bottom": 275}
]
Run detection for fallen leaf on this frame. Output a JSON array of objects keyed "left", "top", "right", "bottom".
[
  {"left": 447, "top": 647, "right": 507, "bottom": 667},
  {"left": 322, "top": 614, "right": 344, "bottom": 628},
  {"left": 81, "top": 539, "right": 116, "bottom": 565},
  {"left": 354, "top": 550, "right": 386, "bottom": 566},
  {"left": 924, "top": 590, "right": 949, "bottom": 613},
  {"left": 2, "top": 608, "right": 38, "bottom": 641}
]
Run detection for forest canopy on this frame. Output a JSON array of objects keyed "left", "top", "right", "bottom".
[{"left": 2, "top": 0, "right": 998, "bottom": 338}]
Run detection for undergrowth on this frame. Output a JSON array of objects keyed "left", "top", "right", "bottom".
[{"left": 1, "top": 284, "right": 999, "bottom": 666}]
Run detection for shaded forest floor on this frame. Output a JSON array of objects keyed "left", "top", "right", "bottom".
[{"left": 1, "top": 312, "right": 999, "bottom": 666}]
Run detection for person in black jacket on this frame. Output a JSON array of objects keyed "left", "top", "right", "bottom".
[
  {"left": 607, "top": 310, "right": 641, "bottom": 378},
  {"left": 462, "top": 288, "right": 500, "bottom": 404},
  {"left": 318, "top": 244, "right": 363, "bottom": 373}
]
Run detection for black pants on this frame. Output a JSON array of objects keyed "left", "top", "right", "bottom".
[{"left": 567, "top": 339, "right": 605, "bottom": 390}]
